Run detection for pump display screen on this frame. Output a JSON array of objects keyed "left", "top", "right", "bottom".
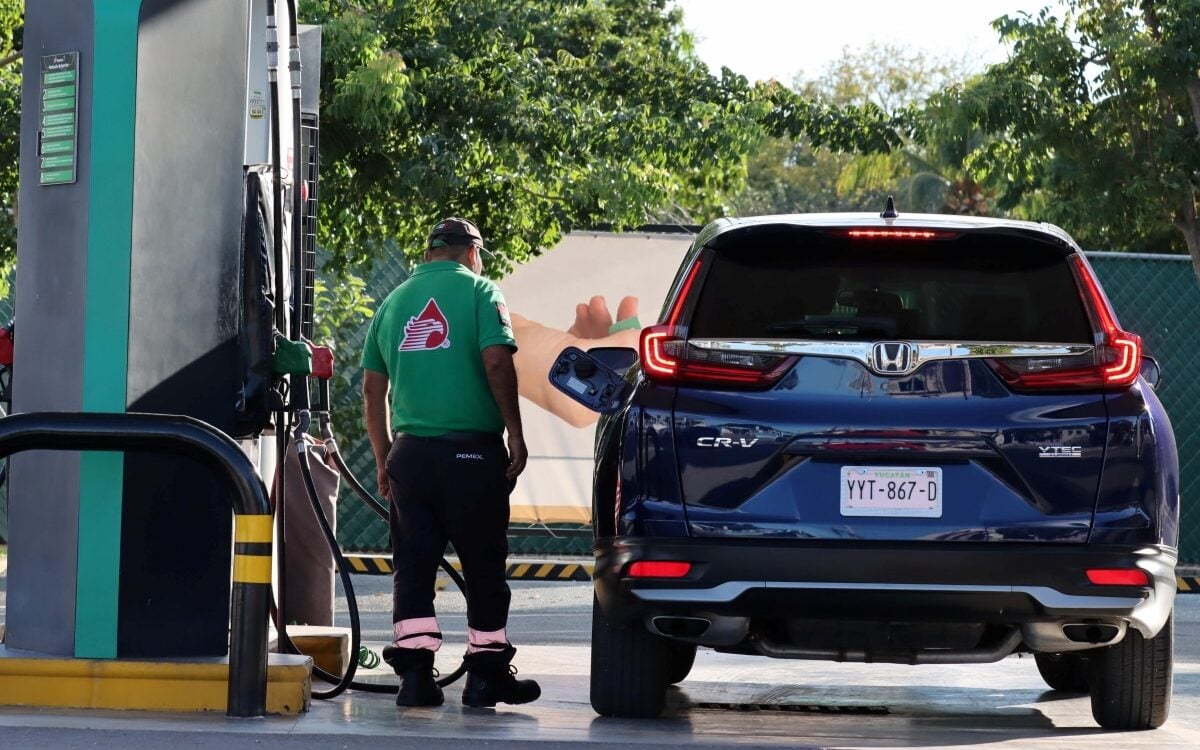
[{"left": 39, "top": 52, "right": 80, "bottom": 187}]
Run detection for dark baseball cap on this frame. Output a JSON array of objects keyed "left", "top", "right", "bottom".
[{"left": 427, "top": 217, "right": 492, "bottom": 257}]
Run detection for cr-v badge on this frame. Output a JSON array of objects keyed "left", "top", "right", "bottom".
[{"left": 697, "top": 437, "right": 759, "bottom": 448}]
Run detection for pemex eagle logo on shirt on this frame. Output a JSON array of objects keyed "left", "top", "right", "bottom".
[{"left": 398, "top": 298, "right": 451, "bottom": 351}]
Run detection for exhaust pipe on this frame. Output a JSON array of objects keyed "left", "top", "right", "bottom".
[
  {"left": 1062, "top": 622, "right": 1122, "bottom": 645},
  {"left": 646, "top": 613, "right": 749, "bottom": 646},
  {"left": 650, "top": 616, "right": 710, "bottom": 639}
]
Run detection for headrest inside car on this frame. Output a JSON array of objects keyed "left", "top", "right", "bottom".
[{"left": 839, "top": 289, "right": 904, "bottom": 315}]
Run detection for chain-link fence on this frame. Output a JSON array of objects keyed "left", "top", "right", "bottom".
[
  {"left": 326, "top": 248, "right": 409, "bottom": 553},
  {"left": 1089, "top": 253, "right": 1199, "bottom": 564}
]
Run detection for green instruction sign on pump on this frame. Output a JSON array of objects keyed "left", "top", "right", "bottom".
[{"left": 39, "top": 52, "right": 80, "bottom": 186}]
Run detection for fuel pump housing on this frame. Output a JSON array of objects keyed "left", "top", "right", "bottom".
[{"left": 7, "top": 0, "right": 312, "bottom": 662}]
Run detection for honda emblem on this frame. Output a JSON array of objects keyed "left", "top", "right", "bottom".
[{"left": 870, "top": 342, "right": 916, "bottom": 375}]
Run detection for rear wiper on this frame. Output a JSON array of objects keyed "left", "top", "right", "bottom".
[
  {"left": 766, "top": 318, "right": 894, "bottom": 338},
  {"left": 767, "top": 317, "right": 869, "bottom": 332}
]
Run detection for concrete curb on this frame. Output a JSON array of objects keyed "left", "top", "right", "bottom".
[
  {"left": 0, "top": 647, "right": 310, "bottom": 714},
  {"left": 346, "top": 554, "right": 593, "bottom": 582}
]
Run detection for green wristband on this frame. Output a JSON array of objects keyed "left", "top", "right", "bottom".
[{"left": 608, "top": 316, "right": 642, "bottom": 335}]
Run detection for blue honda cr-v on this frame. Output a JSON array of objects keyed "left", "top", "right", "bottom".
[{"left": 550, "top": 211, "right": 1179, "bottom": 730}]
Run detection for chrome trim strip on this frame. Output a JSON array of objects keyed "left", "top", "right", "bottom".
[
  {"left": 633, "top": 581, "right": 756, "bottom": 603},
  {"left": 1012, "top": 586, "right": 1143, "bottom": 610},
  {"left": 690, "top": 339, "right": 1094, "bottom": 370},
  {"left": 631, "top": 580, "right": 1143, "bottom": 610}
]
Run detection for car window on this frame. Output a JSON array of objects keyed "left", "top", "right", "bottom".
[{"left": 689, "top": 234, "right": 1093, "bottom": 343}]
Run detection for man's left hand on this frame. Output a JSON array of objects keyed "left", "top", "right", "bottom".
[
  {"left": 506, "top": 432, "right": 528, "bottom": 482},
  {"left": 377, "top": 465, "right": 392, "bottom": 500}
]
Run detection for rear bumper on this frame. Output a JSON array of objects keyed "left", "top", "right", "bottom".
[{"left": 594, "top": 538, "right": 1177, "bottom": 648}]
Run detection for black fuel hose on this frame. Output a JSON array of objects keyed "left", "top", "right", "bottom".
[
  {"left": 267, "top": 0, "right": 290, "bottom": 629},
  {"left": 267, "top": 9, "right": 285, "bottom": 337},
  {"left": 286, "top": 0, "right": 309, "bottom": 411},
  {"left": 319, "top": 421, "right": 388, "bottom": 521}
]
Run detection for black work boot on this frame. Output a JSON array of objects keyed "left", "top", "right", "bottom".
[
  {"left": 382, "top": 646, "right": 444, "bottom": 707},
  {"left": 461, "top": 645, "right": 541, "bottom": 708}
]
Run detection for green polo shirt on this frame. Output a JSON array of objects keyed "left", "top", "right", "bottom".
[{"left": 360, "top": 260, "right": 516, "bottom": 436}]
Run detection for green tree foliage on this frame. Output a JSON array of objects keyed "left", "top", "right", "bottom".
[
  {"left": 301, "top": 0, "right": 901, "bottom": 277},
  {"left": 307, "top": 0, "right": 755, "bottom": 277},
  {"left": 0, "top": 0, "right": 903, "bottom": 296},
  {"left": 0, "top": 0, "right": 902, "bottom": 295},
  {"left": 735, "top": 43, "right": 972, "bottom": 216},
  {"left": 927, "top": 0, "right": 1200, "bottom": 276},
  {"left": 0, "top": 0, "right": 21, "bottom": 290}
]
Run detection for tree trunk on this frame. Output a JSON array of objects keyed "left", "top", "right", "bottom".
[
  {"left": 1175, "top": 194, "right": 1200, "bottom": 284},
  {"left": 1187, "top": 78, "right": 1200, "bottom": 139}
]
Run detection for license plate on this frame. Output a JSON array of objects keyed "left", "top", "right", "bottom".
[{"left": 840, "top": 466, "right": 943, "bottom": 518}]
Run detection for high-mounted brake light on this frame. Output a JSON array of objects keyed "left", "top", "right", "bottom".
[
  {"left": 1086, "top": 568, "right": 1150, "bottom": 587},
  {"left": 833, "top": 228, "right": 959, "bottom": 241},
  {"left": 627, "top": 561, "right": 692, "bottom": 579}
]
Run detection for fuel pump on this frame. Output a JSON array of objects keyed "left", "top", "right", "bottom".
[
  {"left": 3, "top": 0, "right": 461, "bottom": 708},
  {"left": 9, "top": 0, "right": 288, "bottom": 661}
]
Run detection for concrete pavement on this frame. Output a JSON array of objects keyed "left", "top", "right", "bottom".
[{"left": 2, "top": 570, "right": 1200, "bottom": 748}]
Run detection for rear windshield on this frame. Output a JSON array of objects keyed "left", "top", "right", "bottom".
[{"left": 689, "top": 231, "right": 1094, "bottom": 343}]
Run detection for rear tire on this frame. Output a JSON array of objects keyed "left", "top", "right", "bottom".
[
  {"left": 590, "top": 595, "right": 670, "bottom": 718},
  {"left": 665, "top": 642, "right": 697, "bottom": 685},
  {"left": 1035, "top": 652, "right": 1089, "bottom": 692},
  {"left": 1089, "top": 613, "right": 1173, "bottom": 730}
]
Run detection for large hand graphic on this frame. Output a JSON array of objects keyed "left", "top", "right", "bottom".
[{"left": 568, "top": 296, "right": 640, "bottom": 339}]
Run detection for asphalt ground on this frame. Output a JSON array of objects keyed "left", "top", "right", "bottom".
[{"left": 3, "top": 563, "right": 1200, "bottom": 748}]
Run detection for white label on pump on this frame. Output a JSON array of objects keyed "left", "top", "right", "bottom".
[{"left": 249, "top": 90, "right": 265, "bottom": 120}]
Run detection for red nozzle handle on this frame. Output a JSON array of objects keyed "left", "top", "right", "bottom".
[
  {"left": 311, "top": 345, "right": 334, "bottom": 380},
  {"left": 0, "top": 325, "right": 13, "bottom": 366}
]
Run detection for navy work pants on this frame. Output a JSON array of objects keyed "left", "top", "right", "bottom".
[{"left": 386, "top": 432, "right": 512, "bottom": 634}]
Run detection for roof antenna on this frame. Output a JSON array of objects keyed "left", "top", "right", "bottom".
[{"left": 880, "top": 195, "right": 899, "bottom": 219}]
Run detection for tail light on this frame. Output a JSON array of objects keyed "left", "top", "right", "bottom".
[
  {"left": 640, "top": 325, "right": 797, "bottom": 388},
  {"left": 1086, "top": 568, "right": 1150, "bottom": 587},
  {"left": 627, "top": 561, "right": 692, "bottom": 579},
  {"left": 986, "top": 255, "right": 1142, "bottom": 392}
]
